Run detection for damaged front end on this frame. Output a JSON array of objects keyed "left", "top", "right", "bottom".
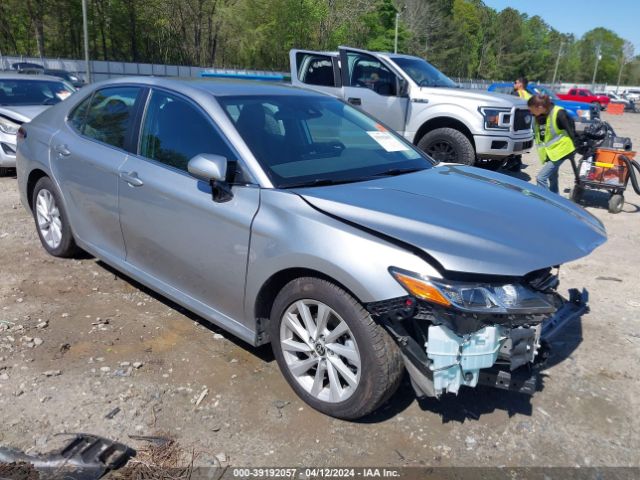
[{"left": 368, "top": 266, "right": 581, "bottom": 398}]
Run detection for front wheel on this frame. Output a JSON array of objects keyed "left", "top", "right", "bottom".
[
  {"left": 417, "top": 127, "right": 475, "bottom": 165},
  {"left": 32, "top": 177, "right": 79, "bottom": 257},
  {"left": 270, "top": 277, "right": 403, "bottom": 419}
]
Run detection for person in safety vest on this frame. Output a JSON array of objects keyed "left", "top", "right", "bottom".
[
  {"left": 514, "top": 77, "right": 532, "bottom": 100},
  {"left": 527, "top": 94, "right": 576, "bottom": 194}
]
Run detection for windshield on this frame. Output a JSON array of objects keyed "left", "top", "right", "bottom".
[
  {"left": 391, "top": 57, "right": 457, "bottom": 88},
  {"left": 218, "top": 95, "right": 433, "bottom": 188},
  {"left": 530, "top": 85, "right": 559, "bottom": 99},
  {"left": 0, "top": 79, "right": 75, "bottom": 106}
]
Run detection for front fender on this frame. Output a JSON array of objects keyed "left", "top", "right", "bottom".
[
  {"left": 406, "top": 103, "right": 481, "bottom": 142},
  {"left": 244, "top": 190, "right": 438, "bottom": 325}
]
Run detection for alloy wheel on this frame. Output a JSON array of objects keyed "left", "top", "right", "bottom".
[
  {"left": 35, "top": 189, "right": 63, "bottom": 249},
  {"left": 280, "top": 300, "right": 361, "bottom": 403},
  {"left": 427, "top": 140, "right": 457, "bottom": 162}
]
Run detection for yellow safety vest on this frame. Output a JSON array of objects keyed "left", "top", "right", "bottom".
[
  {"left": 533, "top": 106, "right": 576, "bottom": 163},
  {"left": 518, "top": 89, "right": 532, "bottom": 100}
]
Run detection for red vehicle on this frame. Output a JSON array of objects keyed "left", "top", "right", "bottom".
[{"left": 557, "top": 88, "right": 610, "bottom": 110}]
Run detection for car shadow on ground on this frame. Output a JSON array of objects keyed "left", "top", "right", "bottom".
[
  {"left": 94, "top": 259, "right": 586, "bottom": 425},
  {"left": 564, "top": 187, "right": 640, "bottom": 214},
  {"left": 95, "top": 260, "right": 275, "bottom": 363},
  {"left": 496, "top": 164, "right": 532, "bottom": 183}
]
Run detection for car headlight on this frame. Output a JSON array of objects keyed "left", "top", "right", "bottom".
[
  {"left": 478, "top": 107, "right": 511, "bottom": 130},
  {"left": 0, "top": 116, "right": 20, "bottom": 135},
  {"left": 576, "top": 109, "right": 591, "bottom": 120},
  {"left": 390, "top": 268, "right": 555, "bottom": 314}
]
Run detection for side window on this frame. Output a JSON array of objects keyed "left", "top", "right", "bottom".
[
  {"left": 67, "top": 94, "right": 92, "bottom": 133},
  {"left": 296, "top": 53, "right": 336, "bottom": 87},
  {"left": 579, "top": 90, "right": 587, "bottom": 97},
  {"left": 139, "top": 90, "right": 235, "bottom": 172},
  {"left": 346, "top": 52, "right": 397, "bottom": 96},
  {"left": 83, "top": 87, "right": 140, "bottom": 149}
]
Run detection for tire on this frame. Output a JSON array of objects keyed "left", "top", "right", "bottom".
[
  {"left": 570, "top": 184, "right": 584, "bottom": 203},
  {"left": 31, "top": 176, "right": 79, "bottom": 257},
  {"left": 608, "top": 194, "right": 624, "bottom": 214},
  {"left": 0, "top": 167, "right": 14, "bottom": 176},
  {"left": 270, "top": 277, "right": 403, "bottom": 420},
  {"left": 417, "top": 127, "right": 475, "bottom": 166}
]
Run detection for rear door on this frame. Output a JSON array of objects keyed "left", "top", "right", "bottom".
[
  {"left": 338, "top": 48, "right": 408, "bottom": 133},
  {"left": 51, "top": 85, "right": 145, "bottom": 260},
  {"left": 290, "top": 49, "right": 342, "bottom": 97},
  {"left": 117, "top": 88, "right": 260, "bottom": 327}
]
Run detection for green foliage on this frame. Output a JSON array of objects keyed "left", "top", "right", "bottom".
[{"left": 0, "top": 0, "right": 637, "bottom": 85}]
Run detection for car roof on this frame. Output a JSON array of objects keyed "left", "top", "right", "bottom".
[
  {"left": 88, "top": 76, "right": 328, "bottom": 98},
  {"left": 0, "top": 72, "right": 72, "bottom": 82}
]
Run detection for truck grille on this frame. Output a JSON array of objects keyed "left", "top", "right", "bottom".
[{"left": 514, "top": 109, "right": 533, "bottom": 131}]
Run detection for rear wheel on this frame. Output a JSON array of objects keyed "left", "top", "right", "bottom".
[
  {"left": 608, "top": 194, "right": 624, "bottom": 214},
  {"left": 417, "top": 127, "right": 475, "bottom": 166},
  {"left": 270, "top": 277, "right": 403, "bottom": 419},
  {"left": 32, "top": 177, "right": 79, "bottom": 257}
]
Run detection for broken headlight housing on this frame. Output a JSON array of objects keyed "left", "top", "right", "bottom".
[{"left": 390, "top": 268, "right": 556, "bottom": 314}]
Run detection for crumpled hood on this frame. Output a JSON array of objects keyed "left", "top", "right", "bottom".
[
  {"left": 295, "top": 166, "right": 607, "bottom": 277},
  {"left": 0, "top": 105, "right": 49, "bottom": 123},
  {"left": 415, "top": 87, "right": 527, "bottom": 109}
]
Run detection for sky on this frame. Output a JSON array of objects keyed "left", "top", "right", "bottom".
[{"left": 483, "top": 0, "right": 640, "bottom": 54}]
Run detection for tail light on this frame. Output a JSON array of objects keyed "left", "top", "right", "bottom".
[{"left": 17, "top": 127, "right": 27, "bottom": 141}]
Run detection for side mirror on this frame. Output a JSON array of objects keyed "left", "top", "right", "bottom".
[
  {"left": 187, "top": 154, "right": 233, "bottom": 203},
  {"left": 398, "top": 78, "right": 409, "bottom": 97}
]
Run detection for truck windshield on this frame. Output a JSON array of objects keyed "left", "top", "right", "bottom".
[
  {"left": 218, "top": 95, "right": 433, "bottom": 188},
  {"left": 391, "top": 57, "right": 457, "bottom": 88},
  {"left": 530, "top": 85, "right": 559, "bottom": 99}
]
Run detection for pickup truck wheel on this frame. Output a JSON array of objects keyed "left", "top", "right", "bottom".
[
  {"left": 270, "top": 277, "right": 403, "bottom": 420},
  {"left": 32, "top": 177, "right": 79, "bottom": 258},
  {"left": 417, "top": 127, "right": 475, "bottom": 165}
]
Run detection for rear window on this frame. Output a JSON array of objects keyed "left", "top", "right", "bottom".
[{"left": 0, "top": 79, "right": 74, "bottom": 106}]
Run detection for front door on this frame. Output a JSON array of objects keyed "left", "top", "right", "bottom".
[
  {"left": 51, "top": 86, "right": 144, "bottom": 259},
  {"left": 339, "top": 48, "right": 409, "bottom": 133},
  {"left": 117, "top": 88, "right": 259, "bottom": 327}
]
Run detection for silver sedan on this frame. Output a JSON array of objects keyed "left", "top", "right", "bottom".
[{"left": 16, "top": 77, "right": 606, "bottom": 419}]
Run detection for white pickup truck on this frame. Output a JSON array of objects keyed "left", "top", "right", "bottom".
[{"left": 290, "top": 47, "right": 533, "bottom": 167}]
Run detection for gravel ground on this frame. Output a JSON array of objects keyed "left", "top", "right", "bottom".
[{"left": 0, "top": 111, "right": 639, "bottom": 470}]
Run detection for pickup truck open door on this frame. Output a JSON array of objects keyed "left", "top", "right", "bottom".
[{"left": 290, "top": 47, "right": 410, "bottom": 134}]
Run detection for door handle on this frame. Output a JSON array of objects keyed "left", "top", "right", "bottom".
[
  {"left": 54, "top": 144, "right": 71, "bottom": 156},
  {"left": 348, "top": 97, "right": 362, "bottom": 106},
  {"left": 119, "top": 171, "right": 144, "bottom": 187}
]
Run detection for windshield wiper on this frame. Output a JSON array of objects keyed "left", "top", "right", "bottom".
[
  {"left": 369, "top": 167, "right": 426, "bottom": 177},
  {"left": 282, "top": 178, "right": 362, "bottom": 189}
]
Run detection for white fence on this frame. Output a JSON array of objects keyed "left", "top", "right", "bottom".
[
  {"left": 0, "top": 54, "right": 286, "bottom": 83},
  {"left": 2, "top": 54, "right": 638, "bottom": 92}
]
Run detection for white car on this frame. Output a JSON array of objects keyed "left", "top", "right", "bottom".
[
  {"left": 0, "top": 73, "right": 75, "bottom": 175},
  {"left": 622, "top": 89, "right": 640, "bottom": 102}
]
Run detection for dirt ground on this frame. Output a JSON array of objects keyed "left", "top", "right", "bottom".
[{"left": 1, "top": 111, "right": 639, "bottom": 471}]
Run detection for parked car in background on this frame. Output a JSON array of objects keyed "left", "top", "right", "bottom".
[
  {"left": 11, "top": 62, "right": 44, "bottom": 72},
  {"left": 43, "top": 69, "right": 84, "bottom": 88},
  {"left": 0, "top": 73, "right": 75, "bottom": 175},
  {"left": 488, "top": 82, "right": 598, "bottom": 121},
  {"left": 16, "top": 77, "right": 606, "bottom": 419},
  {"left": 595, "top": 91, "right": 635, "bottom": 111},
  {"left": 557, "top": 88, "right": 610, "bottom": 110},
  {"left": 290, "top": 47, "right": 533, "bottom": 167},
  {"left": 622, "top": 89, "right": 640, "bottom": 102}
]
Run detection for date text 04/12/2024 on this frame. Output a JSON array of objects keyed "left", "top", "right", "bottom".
[{"left": 231, "top": 468, "right": 401, "bottom": 478}]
